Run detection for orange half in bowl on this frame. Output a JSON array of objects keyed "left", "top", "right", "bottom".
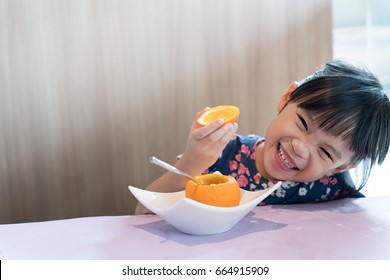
[{"left": 185, "top": 174, "right": 240, "bottom": 207}]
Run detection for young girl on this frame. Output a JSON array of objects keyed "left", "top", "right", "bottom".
[{"left": 135, "top": 60, "right": 390, "bottom": 214}]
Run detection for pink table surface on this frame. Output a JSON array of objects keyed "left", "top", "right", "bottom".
[{"left": 1, "top": 196, "right": 389, "bottom": 260}]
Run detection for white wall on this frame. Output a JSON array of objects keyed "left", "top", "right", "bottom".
[{"left": 333, "top": 0, "right": 390, "bottom": 196}]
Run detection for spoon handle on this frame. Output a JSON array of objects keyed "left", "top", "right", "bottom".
[{"left": 149, "top": 156, "right": 200, "bottom": 185}]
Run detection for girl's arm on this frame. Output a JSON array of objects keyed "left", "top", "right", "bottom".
[{"left": 134, "top": 109, "right": 238, "bottom": 215}]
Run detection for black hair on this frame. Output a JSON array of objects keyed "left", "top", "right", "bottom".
[{"left": 289, "top": 60, "right": 390, "bottom": 189}]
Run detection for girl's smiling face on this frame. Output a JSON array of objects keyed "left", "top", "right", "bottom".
[{"left": 256, "top": 84, "right": 355, "bottom": 182}]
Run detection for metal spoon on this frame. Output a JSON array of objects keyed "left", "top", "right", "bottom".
[{"left": 149, "top": 156, "right": 201, "bottom": 185}]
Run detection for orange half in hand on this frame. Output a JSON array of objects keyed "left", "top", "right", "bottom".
[
  {"left": 197, "top": 105, "right": 240, "bottom": 127},
  {"left": 185, "top": 174, "right": 240, "bottom": 207}
]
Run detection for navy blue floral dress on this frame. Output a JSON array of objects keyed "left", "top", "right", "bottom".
[{"left": 205, "top": 135, "right": 361, "bottom": 205}]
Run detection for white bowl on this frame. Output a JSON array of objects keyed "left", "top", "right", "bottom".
[{"left": 128, "top": 182, "right": 281, "bottom": 235}]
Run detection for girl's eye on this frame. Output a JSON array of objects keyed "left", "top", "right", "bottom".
[
  {"left": 320, "top": 147, "right": 333, "bottom": 161},
  {"left": 297, "top": 114, "right": 308, "bottom": 131}
]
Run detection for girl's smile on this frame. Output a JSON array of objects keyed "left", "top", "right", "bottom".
[{"left": 277, "top": 143, "right": 299, "bottom": 170}]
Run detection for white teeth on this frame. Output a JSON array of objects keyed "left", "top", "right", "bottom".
[{"left": 278, "top": 144, "right": 297, "bottom": 169}]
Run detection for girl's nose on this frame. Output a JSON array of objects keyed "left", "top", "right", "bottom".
[{"left": 291, "top": 138, "right": 310, "bottom": 159}]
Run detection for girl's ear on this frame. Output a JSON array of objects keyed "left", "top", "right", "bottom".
[{"left": 277, "top": 82, "right": 298, "bottom": 112}]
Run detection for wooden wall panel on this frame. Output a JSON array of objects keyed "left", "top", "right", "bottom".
[{"left": 0, "top": 0, "right": 332, "bottom": 223}]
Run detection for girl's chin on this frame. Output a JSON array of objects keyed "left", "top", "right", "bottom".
[
  {"left": 262, "top": 164, "right": 289, "bottom": 181},
  {"left": 267, "top": 169, "right": 321, "bottom": 183},
  {"left": 264, "top": 160, "right": 307, "bottom": 182}
]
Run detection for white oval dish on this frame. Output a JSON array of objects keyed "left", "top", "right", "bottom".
[{"left": 128, "top": 182, "right": 281, "bottom": 235}]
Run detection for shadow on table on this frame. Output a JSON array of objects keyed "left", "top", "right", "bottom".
[
  {"left": 268, "top": 197, "right": 366, "bottom": 214},
  {"left": 133, "top": 211, "right": 287, "bottom": 246}
]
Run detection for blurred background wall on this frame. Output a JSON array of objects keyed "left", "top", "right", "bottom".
[{"left": 0, "top": 0, "right": 332, "bottom": 224}]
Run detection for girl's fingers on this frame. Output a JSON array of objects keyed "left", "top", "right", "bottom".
[
  {"left": 193, "top": 121, "right": 238, "bottom": 147},
  {"left": 194, "top": 107, "right": 211, "bottom": 119},
  {"left": 209, "top": 122, "right": 238, "bottom": 145},
  {"left": 192, "top": 118, "right": 224, "bottom": 140},
  {"left": 189, "top": 107, "right": 212, "bottom": 132},
  {"left": 219, "top": 122, "right": 238, "bottom": 144}
]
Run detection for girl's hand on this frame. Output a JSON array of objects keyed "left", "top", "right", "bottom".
[
  {"left": 141, "top": 108, "right": 238, "bottom": 198},
  {"left": 176, "top": 108, "right": 238, "bottom": 175}
]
